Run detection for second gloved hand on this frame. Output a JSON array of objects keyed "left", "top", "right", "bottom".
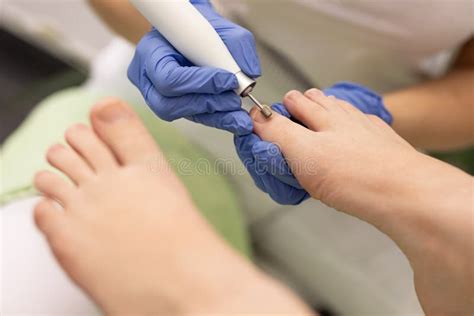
[
  {"left": 128, "top": 0, "right": 261, "bottom": 135},
  {"left": 235, "top": 82, "right": 393, "bottom": 205}
]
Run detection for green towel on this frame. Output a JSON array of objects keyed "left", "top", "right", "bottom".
[{"left": 0, "top": 88, "right": 250, "bottom": 256}]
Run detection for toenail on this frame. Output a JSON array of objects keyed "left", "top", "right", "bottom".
[
  {"left": 285, "top": 90, "right": 302, "bottom": 101},
  {"left": 49, "top": 143, "right": 65, "bottom": 153},
  {"left": 95, "top": 102, "right": 131, "bottom": 123},
  {"left": 34, "top": 171, "right": 48, "bottom": 185},
  {"left": 249, "top": 106, "right": 260, "bottom": 119},
  {"left": 73, "top": 123, "right": 88, "bottom": 130},
  {"left": 65, "top": 124, "right": 87, "bottom": 140},
  {"left": 46, "top": 144, "right": 65, "bottom": 159},
  {"left": 250, "top": 106, "right": 271, "bottom": 123},
  {"left": 66, "top": 124, "right": 88, "bottom": 135},
  {"left": 306, "top": 88, "right": 323, "bottom": 97}
]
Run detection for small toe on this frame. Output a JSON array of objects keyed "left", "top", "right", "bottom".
[
  {"left": 34, "top": 198, "right": 66, "bottom": 235},
  {"left": 304, "top": 88, "right": 340, "bottom": 111},
  {"left": 34, "top": 171, "right": 75, "bottom": 205},
  {"left": 90, "top": 98, "right": 162, "bottom": 165},
  {"left": 46, "top": 143, "right": 94, "bottom": 185},
  {"left": 65, "top": 124, "right": 118, "bottom": 172},
  {"left": 283, "top": 90, "right": 328, "bottom": 131}
]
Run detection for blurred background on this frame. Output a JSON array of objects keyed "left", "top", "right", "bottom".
[
  {"left": 2, "top": 0, "right": 473, "bottom": 168},
  {"left": 1, "top": 0, "right": 107, "bottom": 142},
  {"left": 1, "top": 1, "right": 472, "bottom": 316}
]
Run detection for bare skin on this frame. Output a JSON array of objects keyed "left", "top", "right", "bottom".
[
  {"left": 251, "top": 89, "right": 474, "bottom": 316},
  {"left": 87, "top": 0, "right": 474, "bottom": 151},
  {"left": 33, "top": 99, "right": 312, "bottom": 315},
  {"left": 33, "top": 94, "right": 472, "bottom": 315}
]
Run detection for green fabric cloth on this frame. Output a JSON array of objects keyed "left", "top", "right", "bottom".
[{"left": 0, "top": 88, "right": 250, "bottom": 256}]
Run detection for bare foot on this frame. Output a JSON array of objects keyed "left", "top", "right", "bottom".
[
  {"left": 33, "top": 98, "right": 311, "bottom": 315},
  {"left": 251, "top": 89, "right": 474, "bottom": 315},
  {"left": 251, "top": 89, "right": 419, "bottom": 220}
]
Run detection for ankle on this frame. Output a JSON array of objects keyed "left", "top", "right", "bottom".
[{"left": 367, "top": 153, "right": 472, "bottom": 252}]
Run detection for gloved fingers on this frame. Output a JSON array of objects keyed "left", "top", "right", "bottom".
[
  {"left": 249, "top": 166, "right": 308, "bottom": 205},
  {"left": 282, "top": 90, "right": 329, "bottom": 131},
  {"left": 133, "top": 29, "right": 234, "bottom": 97},
  {"left": 195, "top": 0, "right": 261, "bottom": 78},
  {"left": 323, "top": 82, "right": 393, "bottom": 125},
  {"left": 260, "top": 175, "right": 309, "bottom": 205},
  {"left": 271, "top": 103, "right": 291, "bottom": 118},
  {"left": 234, "top": 134, "right": 267, "bottom": 190},
  {"left": 323, "top": 82, "right": 370, "bottom": 109},
  {"left": 322, "top": 86, "right": 361, "bottom": 114},
  {"left": 145, "top": 83, "right": 242, "bottom": 121},
  {"left": 188, "top": 110, "right": 253, "bottom": 135},
  {"left": 128, "top": 29, "right": 175, "bottom": 89},
  {"left": 222, "top": 25, "right": 262, "bottom": 78},
  {"left": 234, "top": 134, "right": 308, "bottom": 205},
  {"left": 148, "top": 54, "right": 239, "bottom": 97},
  {"left": 190, "top": 0, "right": 212, "bottom": 5},
  {"left": 128, "top": 49, "right": 146, "bottom": 90},
  {"left": 377, "top": 108, "right": 393, "bottom": 125},
  {"left": 252, "top": 141, "right": 304, "bottom": 189},
  {"left": 196, "top": 3, "right": 261, "bottom": 78},
  {"left": 234, "top": 133, "right": 261, "bottom": 160}
]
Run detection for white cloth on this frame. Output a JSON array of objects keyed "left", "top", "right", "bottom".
[
  {"left": 218, "top": 0, "right": 473, "bottom": 91},
  {"left": 1, "top": 197, "right": 100, "bottom": 315}
]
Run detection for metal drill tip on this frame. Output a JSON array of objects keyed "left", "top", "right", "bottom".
[{"left": 247, "top": 93, "right": 272, "bottom": 118}]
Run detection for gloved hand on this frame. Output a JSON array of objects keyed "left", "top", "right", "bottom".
[
  {"left": 235, "top": 103, "right": 310, "bottom": 205},
  {"left": 128, "top": 0, "right": 261, "bottom": 135},
  {"left": 235, "top": 82, "right": 393, "bottom": 205}
]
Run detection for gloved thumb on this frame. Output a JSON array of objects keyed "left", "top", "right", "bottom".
[
  {"left": 250, "top": 107, "right": 304, "bottom": 159},
  {"left": 251, "top": 141, "right": 304, "bottom": 189}
]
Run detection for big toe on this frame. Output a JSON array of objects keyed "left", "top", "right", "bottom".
[
  {"left": 251, "top": 107, "right": 304, "bottom": 157},
  {"left": 90, "top": 98, "right": 162, "bottom": 165}
]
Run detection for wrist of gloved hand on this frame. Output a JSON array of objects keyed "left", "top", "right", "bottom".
[{"left": 323, "top": 82, "right": 393, "bottom": 125}]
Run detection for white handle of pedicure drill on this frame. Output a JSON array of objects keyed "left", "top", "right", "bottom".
[{"left": 130, "top": 0, "right": 256, "bottom": 97}]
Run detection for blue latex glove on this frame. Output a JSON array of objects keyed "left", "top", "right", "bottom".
[
  {"left": 324, "top": 82, "right": 393, "bottom": 125},
  {"left": 128, "top": 0, "right": 261, "bottom": 135},
  {"left": 235, "top": 82, "right": 393, "bottom": 205},
  {"left": 235, "top": 103, "right": 310, "bottom": 205}
]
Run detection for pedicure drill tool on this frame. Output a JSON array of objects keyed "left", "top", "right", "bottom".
[{"left": 131, "top": 0, "right": 272, "bottom": 118}]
